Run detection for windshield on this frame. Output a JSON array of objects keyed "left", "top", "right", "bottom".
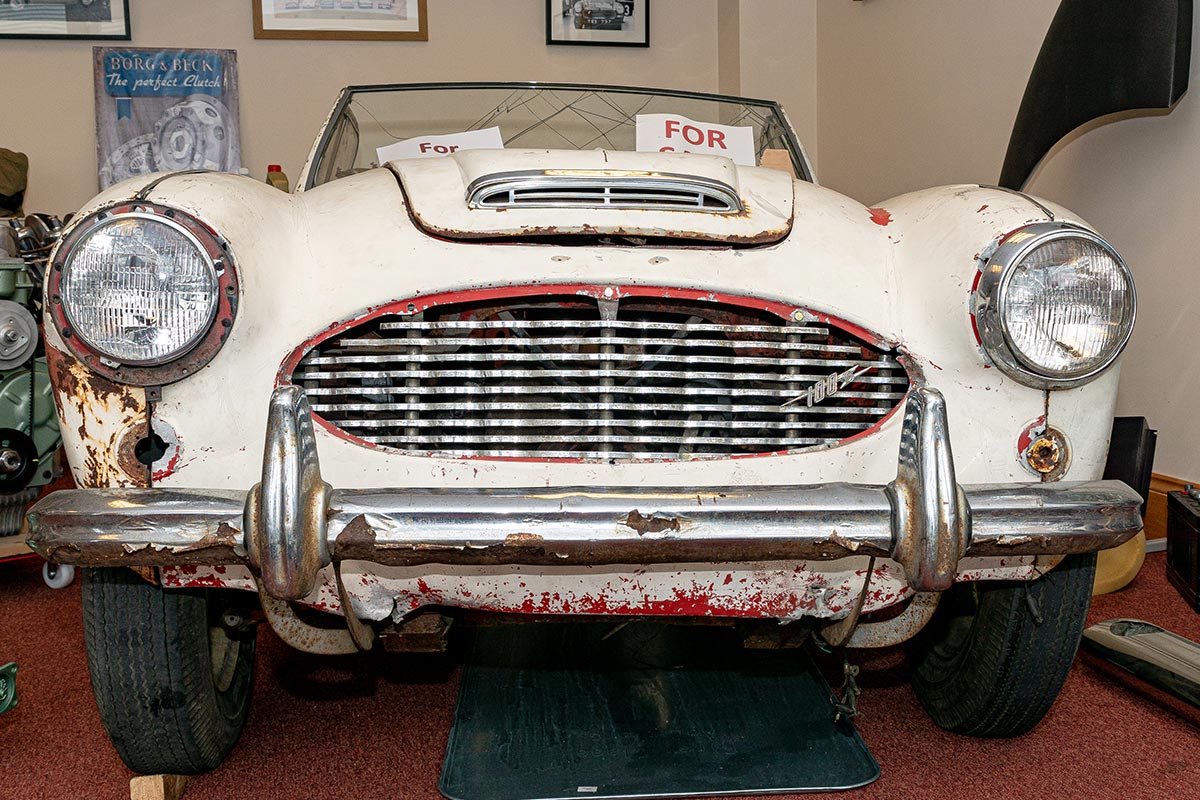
[{"left": 306, "top": 82, "right": 810, "bottom": 189}]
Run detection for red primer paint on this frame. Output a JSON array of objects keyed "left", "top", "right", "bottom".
[
  {"left": 1017, "top": 416, "right": 1048, "bottom": 454},
  {"left": 867, "top": 208, "right": 893, "bottom": 227}
]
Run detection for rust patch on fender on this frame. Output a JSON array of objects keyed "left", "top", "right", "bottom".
[
  {"left": 47, "top": 343, "right": 149, "bottom": 489},
  {"left": 622, "top": 510, "right": 684, "bottom": 535}
]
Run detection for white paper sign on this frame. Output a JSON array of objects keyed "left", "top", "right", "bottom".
[
  {"left": 376, "top": 127, "right": 504, "bottom": 163},
  {"left": 635, "top": 114, "right": 756, "bottom": 166}
]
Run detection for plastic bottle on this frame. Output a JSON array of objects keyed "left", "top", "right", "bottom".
[{"left": 266, "top": 164, "right": 290, "bottom": 193}]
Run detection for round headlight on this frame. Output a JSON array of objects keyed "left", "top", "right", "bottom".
[
  {"left": 60, "top": 213, "right": 219, "bottom": 366},
  {"left": 974, "top": 222, "right": 1135, "bottom": 389},
  {"left": 49, "top": 201, "right": 239, "bottom": 386}
]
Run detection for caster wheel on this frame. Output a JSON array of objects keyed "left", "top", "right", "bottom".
[{"left": 43, "top": 562, "right": 76, "bottom": 590}]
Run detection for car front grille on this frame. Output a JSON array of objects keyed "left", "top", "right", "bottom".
[{"left": 289, "top": 291, "right": 910, "bottom": 461}]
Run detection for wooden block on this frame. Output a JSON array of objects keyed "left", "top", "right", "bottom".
[
  {"left": 130, "top": 774, "right": 190, "bottom": 800},
  {"left": 1147, "top": 473, "right": 1192, "bottom": 542},
  {"left": 759, "top": 148, "right": 797, "bottom": 177}
]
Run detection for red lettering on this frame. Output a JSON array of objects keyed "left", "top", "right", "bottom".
[
  {"left": 683, "top": 125, "right": 704, "bottom": 145},
  {"left": 708, "top": 130, "right": 727, "bottom": 149},
  {"left": 665, "top": 119, "right": 681, "bottom": 138}
]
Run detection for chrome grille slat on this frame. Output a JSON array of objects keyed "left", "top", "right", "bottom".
[
  {"left": 361, "top": 434, "right": 842, "bottom": 447},
  {"left": 293, "top": 294, "right": 909, "bottom": 461},
  {"left": 310, "top": 399, "right": 899, "bottom": 414},
  {"left": 306, "top": 383, "right": 908, "bottom": 399},
  {"left": 310, "top": 336, "right": 864, "bottom": 354},
  {"left": 304, "top": 383, "right": 902, "bottom": 402},
  {"left": 295, "top": 366, "right": 895, "bottom": 383},
  {"left": 334, "top": 417, "right": 875, "bottom": 431},
  {"left": 377, "top": 320, "right": 817, "bottom": 334},
  {"left": 384, "top": 449, "right": 732, "bottom": 460},
  {"left": 294, "top": 352, "right": 893, "bottom": 371}
]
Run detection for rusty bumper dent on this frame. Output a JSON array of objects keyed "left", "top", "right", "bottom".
[{"left": 26, "top": 386, "right": 1144, "bottom": 602}]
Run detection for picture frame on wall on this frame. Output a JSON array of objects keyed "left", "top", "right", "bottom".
[
  {"left": 253, "top": 0, "right": 428, "bottom": 42},
  {"left": 547, "top": 0, "right": 649, "bottom": 48},
  {"left": 0, "top": 0, "right": 130, "bottom": 41}
]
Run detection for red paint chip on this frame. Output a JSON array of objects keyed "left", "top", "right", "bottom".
[{"left": 867, "top": 207, "right": 893, "bottom": 226}]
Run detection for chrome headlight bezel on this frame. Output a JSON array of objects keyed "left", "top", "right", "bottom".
[
  {"left": 973, "top": 221, "right": 1136, "bottom": 390},
  {"left": 48, "top": 201, "right": 239, "bottom": 387}
]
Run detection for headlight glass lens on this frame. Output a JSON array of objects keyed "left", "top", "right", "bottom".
[
  {"left": 61, "top": 215, "right": 219, "bottom": 365},
  {"left": 1001, "top": 236, "right": 1134, "bottom": 379}
]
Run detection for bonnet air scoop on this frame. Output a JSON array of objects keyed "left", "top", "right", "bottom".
[
  {"left": 388, "top": 149, "right": 795, "bottom": 245},
  {"left": 465, "top": 170, "right": 745, "bottom": 214}
]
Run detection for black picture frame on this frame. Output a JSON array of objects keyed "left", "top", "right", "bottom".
[
  {"left": 547, "top": 0, "right": 649, "bottom": 48},
  {"left": 0, "top": 0, "right": 131, "bottom": 41}
]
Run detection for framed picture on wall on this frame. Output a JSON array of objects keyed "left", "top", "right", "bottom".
[
  {"left": 0, "top": 0, "right": 130, "bottom": 41},
  {"left": 254, "top": 0, "right": 428, "bottom": 42},
  {"left": 548, "top": 0, "right": 649, "bottom": 47}
]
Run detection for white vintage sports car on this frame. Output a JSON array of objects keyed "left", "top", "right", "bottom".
[{"left": 29, "top": 83, "right": 1141, "bottom": 773}]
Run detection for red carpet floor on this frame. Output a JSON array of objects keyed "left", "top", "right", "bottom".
[{"left": 1, "top": 553, "right": 1198, "bottom": 800}]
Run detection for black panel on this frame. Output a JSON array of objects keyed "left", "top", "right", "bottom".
[
  {"left": 1103, "top": 417, "right": 1157, "bottom": 518},
  {"left": 441, "top": 623, "right": 879, "bottom": 799},
  {"left": 1000, "top": 0, "right": 1193, "bottom": 190}
]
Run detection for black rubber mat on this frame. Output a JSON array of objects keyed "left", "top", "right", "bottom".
[{"left": 440, "top": 622, "right": 879, "bottom": 800}]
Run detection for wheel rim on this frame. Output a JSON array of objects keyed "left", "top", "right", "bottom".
[{"left": 209, "top": 623, "right": 241, "bottom": 693}]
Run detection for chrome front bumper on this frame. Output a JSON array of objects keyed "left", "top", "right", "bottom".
[{"left": 26, "top": 386, "right": 1143, "bottom": 602}]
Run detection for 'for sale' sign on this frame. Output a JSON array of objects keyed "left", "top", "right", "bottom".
[
  {"left": 635, "top": 114, "right": 756, "bottom": 166},
  {"left": 376, "top": 126, "right": 504, "bottom": 163}
]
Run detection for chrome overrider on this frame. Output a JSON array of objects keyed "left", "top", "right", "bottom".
[{"left": 26, "top": 386, "right": 1142, "bottom": 605}]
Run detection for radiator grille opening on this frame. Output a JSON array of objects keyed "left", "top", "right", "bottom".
[{"left": 290, "top": 293, "right": 909, "bottom": 461}]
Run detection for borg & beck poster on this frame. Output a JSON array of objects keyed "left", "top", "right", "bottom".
[{"left": 94, "top": 47, "right": 242, "bottom": 190}]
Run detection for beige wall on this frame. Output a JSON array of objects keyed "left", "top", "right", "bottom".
[
  {"left": 737, "top": 0, "right": 817, "bottom": 167},
  {"left": 815, "top": 0, "right": 1199, "bottom": 481},
  {"left": 2, "top": 0, "right": 723, "bottom": 213},
  {"left": 815, "top": 0, "right": 1058, "bottom": 201}
]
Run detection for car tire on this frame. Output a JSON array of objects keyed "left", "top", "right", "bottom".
[
  {"left": 82, "top": 567, "right": 255, "bottom": 774},
  {"left": 910, "top": 552, "right": 1096, "bottom": 737}
]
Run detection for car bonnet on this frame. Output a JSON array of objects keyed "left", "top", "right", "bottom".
[{"left": 386, "top": 149, "right": 795, "bottom": 245}]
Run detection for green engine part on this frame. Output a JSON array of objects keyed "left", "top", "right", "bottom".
[
  {"left": 0, "top": 662, "right": 15, "bottom": 715},
  {"left": 0, "top": 358, "right": 59, "bottom": 490},
  {"left": 0, "top": 259, "right": 61, "bottom": 535},
  {"left": 0, "top": 258, "right": 34, "bottom": 306}
]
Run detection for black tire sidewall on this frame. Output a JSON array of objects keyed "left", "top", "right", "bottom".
[
  {"left": 910, "top": 552, "right": 1097, "bottom": 737},
  {"left": 81, "top": 567, "right": 255, "bottom": 774}
]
